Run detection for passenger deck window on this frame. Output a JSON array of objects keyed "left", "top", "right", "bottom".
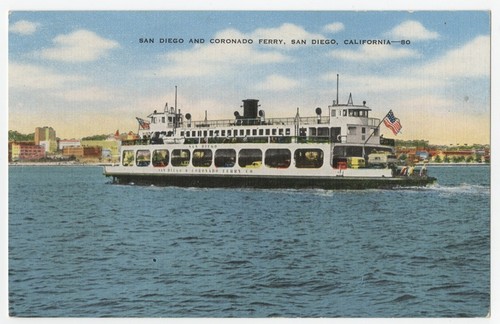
[
  {"left": 238, "top": 149, "right": 262, "bottom": 168},
  {"left": 171, "top": 149, "right": 190, "bottom": 167},
  {"left": 295, "top": 149, "right": 324, "bottom": 168},
  {"left": 192, "top": 149, "right": 213, "bottom": 167},
  {"left": 136, "top": 150, "right": 151, "bottom": 167},
  {"left": 152, "top": 149, "right": 169, "bottom": 167},
  {"left": 215, "top": 149, "right": 236, "bottom": 167},
  {"left": 265, "top": 149, "right": 291, "bottom": 168},
  {"left": 122, "top": 150, "right": 134, "bottom": 167}
]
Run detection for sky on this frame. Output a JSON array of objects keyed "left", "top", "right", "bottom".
[{"left": 7, "top": 9, "right": 491, "bottom": 145}]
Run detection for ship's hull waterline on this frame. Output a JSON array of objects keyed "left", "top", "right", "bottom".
[{"left": 106, "top": 172, "right": 436, "bottom": 190}]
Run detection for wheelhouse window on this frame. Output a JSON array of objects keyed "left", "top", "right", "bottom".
[
  {"left": 295, "top": 149, "right": 324, "bottom": 168},
  {"left": 171, "top": 149, "right": 190, "bottom": 167},
  {"left": 214, "top": 149, "right": 236, "bottom": 167},
  {"left": 318, "top": 127, "right": 329, "bottom": 137},
  {"left": 265, "top": 149, "right": 291, "bottom": 168},
  {"left": 192, "top": 149, "right": 213, "bottom": 167},
  {"left": 136, "top": 150, "right": 151, "bottom": 167},
  {"left": 152, "top": 149, "right": 169, "bottom": 167},
  {"left": 122, "top": 150, "right": 134, "bottom": 167},
  {"left": 238, "top": 149, "right": 262, "bottom": 168}
]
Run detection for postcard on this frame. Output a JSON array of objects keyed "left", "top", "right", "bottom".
[{"left": 5, "top": 6, "right": 493, "bottom": 320}]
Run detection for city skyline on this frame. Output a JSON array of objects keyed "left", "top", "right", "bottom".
[{"left": 8, "top": 10, "right": 491, "bottom": 145}]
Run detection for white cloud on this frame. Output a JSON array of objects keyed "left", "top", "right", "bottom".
[
  {"left": 254, "top": 74, "right": 300, "bottom": 91},
  {"left": 385, "top": 20, "right": 439, "bottom": 41},
  {"left": 160, "top": 43, "right": 289, "bottom": 78},
  {"left": 52, "top": 86, "right": 116, "bottom": 102},
  {"left": 329, "top": 44, "right": 419, "bottom": 62},
  {"left": 9, "top": 62, "right": 86, "bottom": 90},
  {"left": 323, "top": 22, "right": 345, "bottom": 34},
  {"left": 155, "top": 28, "right": 291, "bottom": 78},
  {"left": 152, "top": 23, "right": 330, "bottom": 79},
  {"left": 322, "top": 74, "right": 443, "bottom": 92},
  {"left": 416, "top": 35, "right": 489, "bottom": 78},
  {"left": 39, "top": 29, "right": 119, "bottom": 62},
  {"left": 10, "top": 20, "right": 40, "bottom": 35},
  {"left": 389, "top": 95, "right": 489, "bottom": 144},
  {"left": 9, "top": 62, "right": 116, "bottom": 103},
  {"left": 252, "top": 23, "right": 325, "bottom": 47}
]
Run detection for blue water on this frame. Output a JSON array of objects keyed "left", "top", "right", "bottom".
[{"left": 8, "top": 165, "right": 490, "bottom": 317}]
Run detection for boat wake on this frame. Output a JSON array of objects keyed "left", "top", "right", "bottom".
[{"left": 417, "top": 183, "right": 490, "bottom": 196}]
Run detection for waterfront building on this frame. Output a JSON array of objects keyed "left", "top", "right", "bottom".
[
  {"left": 83, "top": 146, "right": 102, "bottom": 158},
  {"left": 62, "top": 146, "right": 102, "bottom": 160},
  {"left": 58, "top": 139, "right": 81, "bottom": 151},
  {"left": 39, "top": 140, "right": 58, "bottom": 153},
  {"left": 81, "top": 139, "right": 120, "bottom": 160},
  {"left": 11, "top": 142, "right": 45, "bottom": 161},
  {"left": 62, "top": 146, "right": 84, "bottom": 157}
]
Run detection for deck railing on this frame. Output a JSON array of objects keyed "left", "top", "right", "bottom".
[{"left": 189, "top": 116, "right": 330, "bottom": 128}]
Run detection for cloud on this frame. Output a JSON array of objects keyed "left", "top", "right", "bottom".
[
  {"left": 154, "top": 28, "right": 291, "bottom": 78},
  {"left": 323, "top": 22, "right": 345, "bottom": 34},
  {"left": 39, "top": 29, "right": 119, "bottom": 62},
  {"left": 10, "top": 20, "right": 40, "bottom": 35},
  {"left": 9, "top": 62, "right": 86, "bottom": 90},
  {"left": 9, "top": 62, "right": 116, "bottom": 103},
  {"left": 152, "top": 23, "right": 331, "bottom": 79},
  {"left": 52, "top": 86, "right": 116, "bottom": 102},
  {"left": 253, "top": 74, "right": 300, "bottom": 91},
  {"left": 322, "top": 73, "right": 443, "bottom": 92},
  {"left": 252, "top": 23, "right": 325, "bottom": 47},
  {"left": 389, "top": 95, "right": 489, "bottom": 144},
  {"left": 329, "top": 44, "right": 419, "bottom": 62},
  {"left": 416, "top": 35, "right": 489, "bottom": 78},
  {"left": 322, "top": 37, "right": 489, "bottom": 95},
  {"left": 385, "top": 20, "right": 439, "bottom": 41}
]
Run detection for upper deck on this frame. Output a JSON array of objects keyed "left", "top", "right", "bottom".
[{"left": 136, "top": 94, "right": 388, "bottom": 147}]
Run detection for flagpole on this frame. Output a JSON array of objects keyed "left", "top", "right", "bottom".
[{"left": 364, "top": 110, "right": 391, "bottom": 145}]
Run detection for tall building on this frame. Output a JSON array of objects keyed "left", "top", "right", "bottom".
[
  {"left": 34, "top": 127, "right": 57, "bottom": 153},
  {"left": 34, "top": 127, "right": 56, "bottom": 145}
]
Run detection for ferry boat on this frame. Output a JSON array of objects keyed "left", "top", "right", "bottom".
[{"left": 103, "top": 88, "right": 436, "bottom": 189}]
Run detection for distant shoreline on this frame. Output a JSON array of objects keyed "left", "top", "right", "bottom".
[
  {"left": 8, "top": 162, "right": 489, "bottom": 167},
  {"left": 8, "top": 162, "right": 114, "bottom": 167}
]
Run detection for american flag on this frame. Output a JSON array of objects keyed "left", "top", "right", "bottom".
[
  {"left": 136, "top": 117, "right": 150, "bottom": 130},
  {"left": 383, "top": 110, "right": 402, "bottom": 135}
]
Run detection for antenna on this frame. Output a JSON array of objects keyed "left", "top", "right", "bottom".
[
  {"left": 336, "top": 74, "right": 339, "bottom": 106},
  {"left": 175, "top": 85, "right": 178, "bottom": 110}
]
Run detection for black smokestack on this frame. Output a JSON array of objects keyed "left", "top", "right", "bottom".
[{"left": 243, "top": 99, "right": 259, "bottom": 120}]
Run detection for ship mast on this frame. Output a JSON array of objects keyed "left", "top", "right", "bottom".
[{"left": 336, "top": 74, "right": 339, "bottom": 106}]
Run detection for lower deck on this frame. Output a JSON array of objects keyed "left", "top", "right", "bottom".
[
  {"left": 106, "top": 172, "right": 436, "bottom": 190},
  {"left": 104, "top": 142, "right": 435, "bottom": 189}
]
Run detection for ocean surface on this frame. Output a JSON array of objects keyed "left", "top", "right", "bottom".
[{"left": 8, "top": 165, "right": 490, "bottom": 317}]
